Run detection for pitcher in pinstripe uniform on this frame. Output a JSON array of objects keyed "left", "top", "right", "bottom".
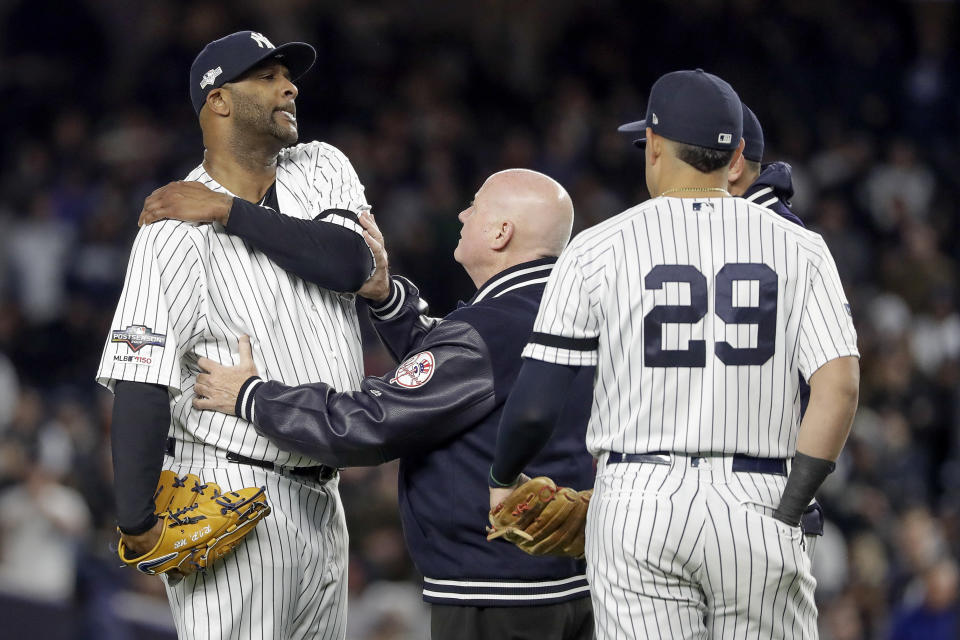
[
  {"left": 489, "top": 69, "right": 860, "bottom": 638},
  {"left": 97, "top": 32, "right": 375, "bottom": 640}
]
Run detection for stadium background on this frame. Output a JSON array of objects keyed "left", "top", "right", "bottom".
[{"left": 0, "top": 0, "right": 957, "bottom": 637}]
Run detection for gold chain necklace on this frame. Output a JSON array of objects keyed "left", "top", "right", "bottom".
[{"left": 659, "top": 187, "right": 730, "bottom": 197}]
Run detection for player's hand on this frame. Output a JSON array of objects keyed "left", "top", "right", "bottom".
[
  {"left": 121, "top": 519, "right": 164, "bottom": 557},
  {"left": 488, "top": 473, "right": 531, "bottom": 512},
  {"left": 120, "top": 519, "right": 194, "bottom": 582},
  {"left": 194, "top": 335, "right": 260, "bottom": 415},
  {"left": 139, "top": 181, "right": 234, "bottom": 227},
  {"left": 357, "top": 210, "right": 391, "bottom": 303}
]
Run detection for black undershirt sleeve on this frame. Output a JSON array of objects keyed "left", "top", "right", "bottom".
[
  {"left": 225, "top": 198, "right": 374, "bottom": 292},
  {"left": 489, "top": 359, "right": 581, "bottom": 486},
  {"left": 111, "top": 380, "right": 171, "bottom": 535}
]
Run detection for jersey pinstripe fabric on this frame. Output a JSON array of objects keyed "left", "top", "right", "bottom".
[
  {"left": 96, "top": 140, "right": 367, "bottom": 640},
  {"left": 524, "top": 196, "right": 858, "bottom": 458},
  {"left": 525, "top": 195, "right": 858, "bottom": 639},
  {"left": 96, "top": 141, "right": 368, "bottom": 467}
]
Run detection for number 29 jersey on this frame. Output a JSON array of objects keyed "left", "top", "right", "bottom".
[{"left": 523, "top": 196, "right": 859, "bottom": 458}]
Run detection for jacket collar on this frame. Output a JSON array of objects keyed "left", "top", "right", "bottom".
[
  {"left": 468, "top": 257, "right": 558, "bottom": 305},
  {"left": 742, "top": 160, "right": 795, "bottom": 208}
]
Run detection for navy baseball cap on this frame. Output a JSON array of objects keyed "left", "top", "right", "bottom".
[
  {"left": 190, "top": 31, "right": 316, "bottom": 114},
  {"left": 741, "top": 103, "right": 764, "bottom": 162},
  {"left": 618, "top": 69, "right": 743, "bottom": 151}
]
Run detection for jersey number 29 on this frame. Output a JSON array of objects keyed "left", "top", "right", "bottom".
[{"left": 644, "top": 263, "right": 777, "bottom": 367}]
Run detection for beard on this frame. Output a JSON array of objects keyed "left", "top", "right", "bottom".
[{"left": 230, "top": 88, "right": 298, "bottom": 148}]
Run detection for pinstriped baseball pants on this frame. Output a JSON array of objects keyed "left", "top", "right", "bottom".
[
  {"left": 161, "top": 462, "right": 349, "bottom": 640},
  {"left": 586, "top": 454, "right": 817, "bottom": 639}
]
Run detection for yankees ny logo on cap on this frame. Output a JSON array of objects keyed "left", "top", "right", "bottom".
[{"left": 250, "top": 32, "right": 274, "bottom": 49}]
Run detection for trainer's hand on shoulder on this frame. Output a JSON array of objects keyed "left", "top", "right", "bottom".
[
  {"left": 194, "top": 335, "right": 260, "bottom": 415},
  {"left": 357, "top": 210, "right": 391, "bottom": 304},
  {"left": 139, "top": 181, "right": 234, "bottom": 227}
]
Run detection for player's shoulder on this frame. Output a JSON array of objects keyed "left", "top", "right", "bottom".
[
  {"left": 737, "top": 198, "right": 824, "bottom": 247},
  {"left": 565, "top": 200, "right": 655, "bottom": 253},
  {"left": 278, "top": 140, "right": 352, "bottom": 169},
  {"left": 134, "top": 219, "right": 206, "bottom": 254}
]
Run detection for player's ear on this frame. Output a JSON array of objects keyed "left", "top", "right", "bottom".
[
  {"left": 728, "top": 151, "right": 745, "bottom": 183},
  {"left": 647, "top": 128, "right": 661, "bottom": 165},
  {"left": 491, "top": 220, "right": 513, "bottom": 250},
  {"left": 206, "top": 88, "right": 230, "bottom": 117},
  {"left": 727, "top": 138, "right": 746, "bottom": 171}
]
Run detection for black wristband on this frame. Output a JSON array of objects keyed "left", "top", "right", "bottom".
[
  {"left": 488, "top": 466, "right": 520, "bottom": 489},
  {"left": 118, "top": 512, "right": 158, "bottom": 536},
  {"left": 773, "top": 453, "right": 836, "bottom": 526}
]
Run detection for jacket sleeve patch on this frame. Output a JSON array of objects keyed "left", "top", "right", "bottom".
[{"left": 389, "top": 351, "right": 435, "bottom": 388}]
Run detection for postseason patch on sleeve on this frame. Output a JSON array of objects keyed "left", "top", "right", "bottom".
[
  {"left": 389, "top": 351, "right": 435, "bottom": 388},
  {"left": 111, "top": 325, "right": 167, "bottom": 352}
]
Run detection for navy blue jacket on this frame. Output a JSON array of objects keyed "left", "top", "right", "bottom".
[
  {"left": 239, "top": 258, "right": 595, "bottom": 606},
  {"left": 743, "top": 161, "right": 803, "bottom": 227}
]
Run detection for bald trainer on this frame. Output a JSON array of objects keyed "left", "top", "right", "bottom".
[{"left": 187, "top": 169, "right": 597, "bottom": 640}]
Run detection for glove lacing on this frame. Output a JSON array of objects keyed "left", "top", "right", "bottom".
[{"left": 167, "top": 504, "right": 207, "bottom": 526}]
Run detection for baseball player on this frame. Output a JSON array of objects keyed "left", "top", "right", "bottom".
[
  {"left": 489, "top": 69, "right": 860, "bottom": 638},
  {"left": 97, "top": 31, "right": 374, "bottom": 640},
  {"left": 153, "top": 169, "right": 597, "bottom": 639}
]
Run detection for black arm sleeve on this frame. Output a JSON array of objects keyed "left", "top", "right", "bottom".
[
  {"left": 240, "top": 320, "right": 498, "bottom": 467},
  {"left": 225, "top": 199, "right": 374, "bottom": 292},
  {"left": 489, "top": 358, "right": 581, "bottom": 486},
  {"left": 111, "top": 380, "right": 171, "bottom": 534}
]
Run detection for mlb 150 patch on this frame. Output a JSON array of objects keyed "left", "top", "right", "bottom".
[
  {"left": 112, "top": 325, "right": 167, "bottom": 352},
  {"left": 390, "top": 351, "right": 435, "bottom": 388}
]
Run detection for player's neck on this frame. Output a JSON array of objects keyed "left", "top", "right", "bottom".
[
  {"left": 203, "top": 146, "right": 278, "bottom": 203},
  {"left": 655, "top": 167, "right": 729, "bottom": 198}
]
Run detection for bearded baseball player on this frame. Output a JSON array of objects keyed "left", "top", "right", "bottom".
[
  {"left": 148, "top": 169, "right": 597, "bottom": 639},
  {"left": 489, "top": 69, "right": 860, "bottom": 638},
  {"left": 97, "top": 31, "right": 374, "bottom": 639}
]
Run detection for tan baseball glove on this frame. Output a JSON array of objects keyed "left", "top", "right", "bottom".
[
  {"left": 117, "top": 470, "right": 271, "bottom": 575},
  {"left": 487, "top": 476, "right": 592, "bottom": 559}
]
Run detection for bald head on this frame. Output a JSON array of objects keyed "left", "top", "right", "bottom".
[
  {"left": 481, "top": 169, "right": 573, "bottom": 255},
  {"left": 454, "top": 169, "right": 574, "bottom": 287}
]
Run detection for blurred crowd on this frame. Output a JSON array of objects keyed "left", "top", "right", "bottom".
[{"left": 0, "top": 0, "right": 958, "bottom": 638}]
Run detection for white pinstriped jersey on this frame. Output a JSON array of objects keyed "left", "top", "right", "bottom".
[
  {"left": 524, "top": 196, "right": 859, "bottom": 458},
  {"left": 96, "top": 141, "right": 368, "bottom": 467}
]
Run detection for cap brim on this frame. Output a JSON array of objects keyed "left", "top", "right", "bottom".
[
  {"left": 225, "top": 42, "right": 317, "bottom": 85},
  {"left": 617, "top": 119, "right": 647, "bottom": 147},
  {"left": 268, "top": 42, "right": 317, "bottom": 81}
]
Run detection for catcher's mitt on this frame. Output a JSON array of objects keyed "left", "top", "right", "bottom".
[
  {"left": 487, "top": 476, "right": 592, "bottom": 559},
  {"left": 118, "top": 470, "right": 271, "bottom": 575}
]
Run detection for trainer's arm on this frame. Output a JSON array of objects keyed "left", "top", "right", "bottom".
[
  {"left": 488, "top": 359, "right": 580, "bottom": 489},
  {"left": 368, "top": 277, "right": 443, "bottom": 361},
  {"left": 774, "top": 356, "right": 859, "bottom": 526},
  {"left": 196, "top": 322, "right": 498, "bottom": 467}
]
